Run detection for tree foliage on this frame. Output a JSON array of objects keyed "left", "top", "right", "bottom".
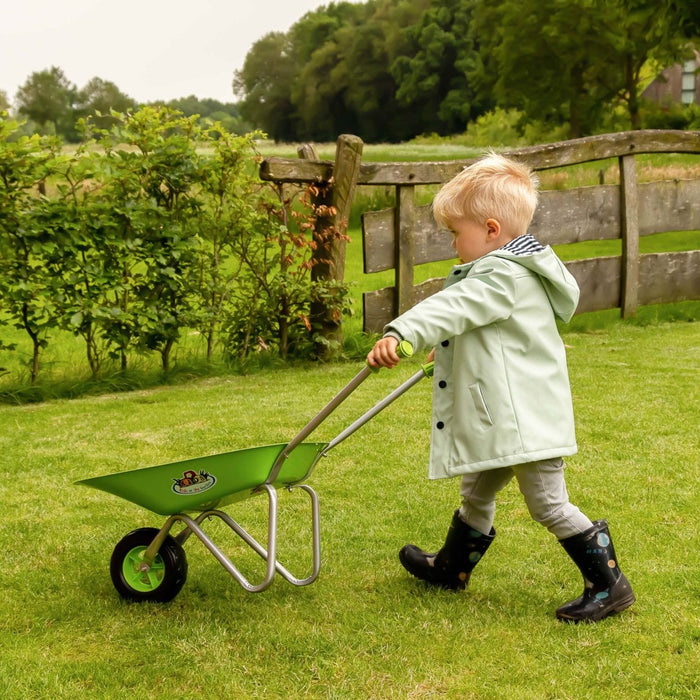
[
  {"left": 8, "top": 2, "right": 697, "bottom": 144},
  {"left": 0, "top": 120, "right": 61, "bottom": 382},
  {"left": 15, "top": 66, "right": 77, "bottom": 137},
  {"left": 468, "top": 0, "right": 697, "bottom": 137},
  {"left": 75, "top": 77, "right": 136, "bottom": 129},
  {"left": 235, "top": 0, "right": 697, "bottom": 141},
  {"left": 163, "top": 95, "right": 250, "bottom": 134},
  {"left": 392, "top": 0, "right": 487, "bottom": 135},
  {"left": 11, "top": 69, "right": 245, "bottom": 142},
  {"left": 233, "top": 32, "right": 299, "bottom": 142},
  {"left": 235, "top": 0, "right": 430, "bottom": 142}
]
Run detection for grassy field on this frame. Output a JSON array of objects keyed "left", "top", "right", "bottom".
[{"left": 1, "top": 318, "right": 698, "bottom": 698}]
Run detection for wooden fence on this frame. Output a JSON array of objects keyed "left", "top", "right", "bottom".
[{"left": 260, "top": 130, "right": 700, "bottom": 334}]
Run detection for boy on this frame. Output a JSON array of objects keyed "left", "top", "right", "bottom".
[{"left": 367, "top": 153, "right": 634, "bottom": 622}]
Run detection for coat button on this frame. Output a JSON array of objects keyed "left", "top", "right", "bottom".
[
  {"left": 438, "top": 380, "right": 447, "bottom": 389},
  {"left": 441, "top": 340, "right": 449, "bottom": 347},
  {"left": 436, "top": 421, "right": 445, "bottom": 429}
]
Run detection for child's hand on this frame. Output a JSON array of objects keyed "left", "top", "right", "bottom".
[{"left": 367, "top": 336, "right": 401, "bottom": 369}]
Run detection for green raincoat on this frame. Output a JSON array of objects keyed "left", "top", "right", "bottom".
[{"left": 386, "top": 247, "right": 580, "bottom": 479}]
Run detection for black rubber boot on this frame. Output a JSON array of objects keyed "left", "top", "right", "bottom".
[
  {"left": 399, "top": 510, "right": 495, "bottom": 590},
  {"left": 556, "top": 519, "right": 635, "bottom": 622}
]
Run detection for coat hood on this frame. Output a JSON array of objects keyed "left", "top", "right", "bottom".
[{"left": 485, "top": 247, "right": 580, "bottom": 322}]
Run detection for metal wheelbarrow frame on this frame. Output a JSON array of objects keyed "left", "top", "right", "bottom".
[{"left": 77, "top": 342, "right": 432, "bottom": 602}]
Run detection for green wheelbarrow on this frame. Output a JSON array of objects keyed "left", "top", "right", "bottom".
[{"left": 77, "top": 342, "right": 432, "bottom": 603}]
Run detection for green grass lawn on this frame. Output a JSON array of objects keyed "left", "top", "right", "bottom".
[{"left": 1, "top": 319, "right": 698, "bottom": 698}]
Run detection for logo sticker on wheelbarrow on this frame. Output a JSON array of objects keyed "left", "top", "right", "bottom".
[{"left": 172, "top": 469, "right": 216, "bottom": 496}]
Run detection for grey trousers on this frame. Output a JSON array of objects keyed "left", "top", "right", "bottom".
[{"left": 459, "top": 457, "right": 593, "bottom": 540}]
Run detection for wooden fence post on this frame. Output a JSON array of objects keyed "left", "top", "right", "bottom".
[
  {"left": 396, "top": 185, "right": 416, "bottom": 315},
  {"left": 327, "top": 134, "right": 364, "bottom": 282},
  {"left": 302, "top": 134, "right": 363, "bottom": 350},
  {"left": 297, "top": 143, "right": 319, "bottom": 161},
  {"left": 620, "top": 154, "right": 640, "bottom": 318}
]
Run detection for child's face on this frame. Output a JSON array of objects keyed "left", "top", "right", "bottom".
[{"left": 448, "top": 217, "right": 499, "bottom": 264}]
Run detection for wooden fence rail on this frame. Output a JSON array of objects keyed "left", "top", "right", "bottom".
[{"left": 260, "top": 130, "right": 700, "bottom": 335}]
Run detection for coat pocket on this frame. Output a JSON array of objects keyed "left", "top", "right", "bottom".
[{"left": 468, "top": 382, "right": 494, "bottom": 427}]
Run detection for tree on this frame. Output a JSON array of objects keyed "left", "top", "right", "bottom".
[
  {"left": 50, "top": 142, "right": 136, "bottom": 377},
  {"left": 0, "top": 91, "right": 9, "bottom": 113},
  {"left": 470, "top": 0, "right": 695, "bottom": 137},
  {"left": 672, "top": 0, "right": 700, "bottom": 37},
  {"left": 75, "top": 77, "right": 135, "bottom": 129},
  {"left": 287, "top": 1, "right": 368, "bottom": 139},
  {"left": 15, "top": 66, "right": 76, "bottom": 137},
  {"left": 233, "top": 32, "right": 299, "bottom": 141},
  {"left": 292, "top": 0, "right": 430, "bottom": 141},
  {"left": 235, "top": 0, "right": 429, "bottom": 142},
  {"left": 190, "top": 124, "right": 269, "bottom": 360},
  {"left": 469, "top": 0, "right": 613, "bottom": 137},
  {"left": 162, "top": 96, "right": 250, "bottom": 134},
  {"left": 92, "top": 107, "right": 204, "bottom": 372},
  {"left": 392, "top": 0, "right": 487, "bottom": 135},
  {"left": 599, "top": 0, "right": 696, "bottom": 129},
  {"left": 0, "top": 118, "right": 62, "bottom": 383}
]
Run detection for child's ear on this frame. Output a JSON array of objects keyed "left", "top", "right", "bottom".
[{"left": 485, "top": 218, "right": 501, "bottom": 239}]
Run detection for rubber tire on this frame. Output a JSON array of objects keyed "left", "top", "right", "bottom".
[{"left": 110, "top": 527, "right": 188, "bottom": 603}]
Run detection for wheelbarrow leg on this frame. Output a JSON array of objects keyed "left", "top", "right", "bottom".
[
  {"left": 172, "top": 483, "right": 279, "bottom": 593},
  {"left": 285, "top": 484, "right": 321, "bottom": 586},
  {"left": 203, "top": 483, "right": 321, "bottom": 587},
  {"left": 222, "top": 483, "right": 321, "bottom": 586},
  {"left": 170, "top": 482, "right": 321, "bottom": 591}
]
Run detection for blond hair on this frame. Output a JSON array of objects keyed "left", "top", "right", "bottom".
[{"left": 432, "top": 152, "right": 539, "bottom": 237}]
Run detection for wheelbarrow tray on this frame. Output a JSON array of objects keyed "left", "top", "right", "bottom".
[{"left": 77, "top": 442, "right": 327, "bottom": 516}]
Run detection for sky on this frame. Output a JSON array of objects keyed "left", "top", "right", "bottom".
[{"left": 1, "top": 0, "right": 353, "bottom": 106}]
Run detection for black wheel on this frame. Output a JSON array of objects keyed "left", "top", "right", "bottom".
[{"left": 110, "top": 527, "right": 188, "bottom": 603}]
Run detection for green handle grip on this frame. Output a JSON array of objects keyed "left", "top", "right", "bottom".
[{"left": 396, "top": 340, "right": 414, "bottom": 359}]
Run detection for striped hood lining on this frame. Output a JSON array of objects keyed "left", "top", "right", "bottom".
[{"left": 500, "top": 234, "right": 545, "bottom": 256}]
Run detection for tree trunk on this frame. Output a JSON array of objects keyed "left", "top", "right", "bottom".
[
  {"left": 31, "top": 338, "right": 40, "bottom": 385},
  {"left": 625, "top": 55, "right": 641, "bottom": 130},
  {"left": 161, "top": 338, "right": 174, "bottom": 372},
  {"left": 279, "top": 299, "right": 290, "bottom": 360},
  {"left": 85, "top": 327, "right": 100, "bottom": 379},
  {"left": 22, "top": 304, "right": 41, "bottom": 385},
  {"left": 568, "top": 65, "right": 584, "bottom": 139},
  {"left": 206, "top": 328, "right": 215, "bottom": 361}
]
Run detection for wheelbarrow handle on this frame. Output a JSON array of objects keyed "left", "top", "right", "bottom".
[
  {"left": 324, "top": 360, "right": 433, "bottom": 453},
  {"left": 266, "top": 341, "right": 415, "bottom": 484}
]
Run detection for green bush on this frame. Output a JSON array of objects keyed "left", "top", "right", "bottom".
[
  {"left": 640, "top": 99, "right": 700, "bottom": 130},
  {"left": 457, "top": 108, "right": 569, "bottom": 148},
  {"left": 0, "top": 108, "right": 351, "bottom": 387}
]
